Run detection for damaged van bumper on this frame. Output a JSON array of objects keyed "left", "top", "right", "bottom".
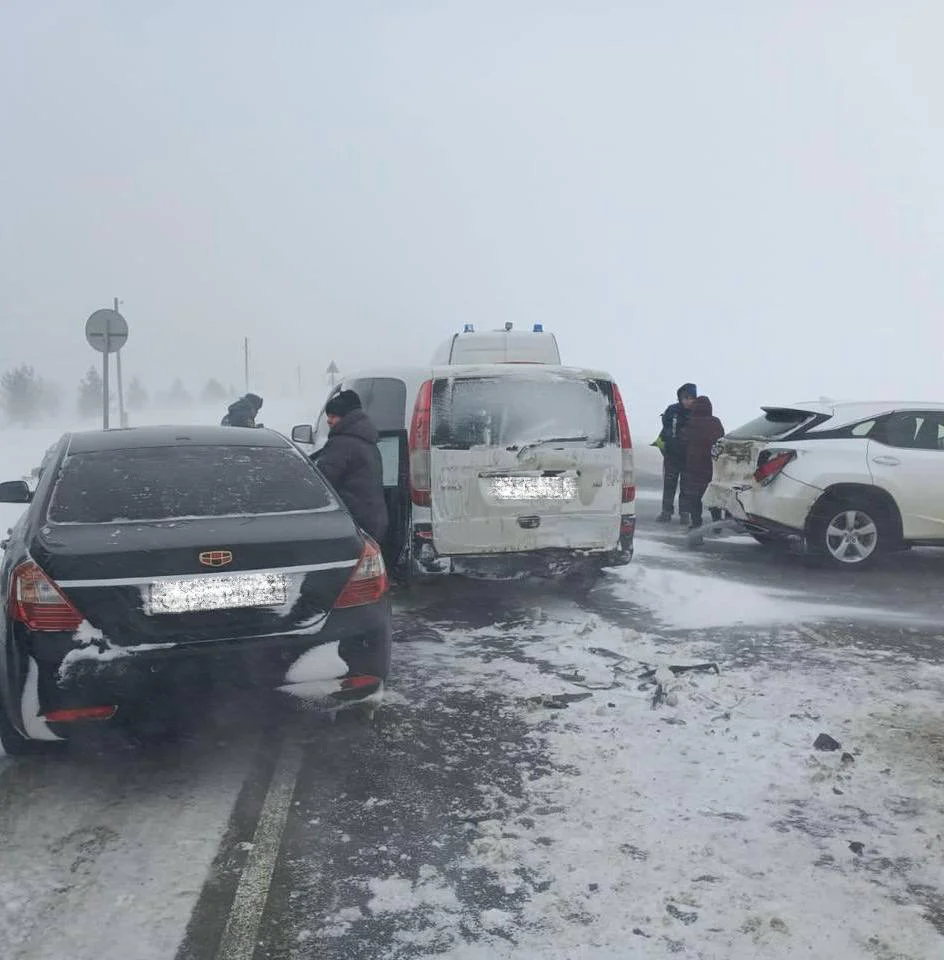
[{"left": 415, "top": 517, "right": 634, "bottom": 580}]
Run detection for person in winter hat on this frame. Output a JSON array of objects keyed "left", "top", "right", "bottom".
[
  {"left": 222, "top": 393, "right": 263, "bottom": 428},
  {"left": 315, "top": 390, "right": 388, "bottom": 544},
  {"left": 657, "top": 383, "right": 697, "bottom": 523},
  {"left": 680, "top": 395, "right": 725, "bottom": 529}
]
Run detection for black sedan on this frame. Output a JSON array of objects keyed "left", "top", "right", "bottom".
[{"left": 0, "top": 425, "right": 391, "bottom": 754}]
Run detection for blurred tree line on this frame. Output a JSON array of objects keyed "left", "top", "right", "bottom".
[{"left": 1, "top": 364, "right": 236, "bottom": 426}]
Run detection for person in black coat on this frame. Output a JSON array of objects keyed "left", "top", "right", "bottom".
[
  {"left": 315, "top": 390, "right": 388, "bottom": 544},
  {"left": 657, "top": 382, "right": 697, "bottom": 523},
  {"left": 222, "top": 393, "right": 263, "bottom": 427}
]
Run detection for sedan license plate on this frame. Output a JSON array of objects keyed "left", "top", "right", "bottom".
[
  {"left": 146, "top": 573, "right": 287, "bottom": 615},
  {"left": 488, "top": 475, "right": 578, "bottom": 501}
]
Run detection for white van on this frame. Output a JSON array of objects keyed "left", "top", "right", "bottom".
[
  {"left": 293, "top": 364, "right": 635, "bottom": 580},
  {"left": 432, "top": 323, "right": 561, "bottom": 366}
]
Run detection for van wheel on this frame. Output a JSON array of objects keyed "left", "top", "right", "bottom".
[{"left": 808, "top": 498, "right": 887, "bottom": 570}]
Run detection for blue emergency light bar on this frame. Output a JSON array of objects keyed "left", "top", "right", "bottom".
[
  {"left": 463, "top": 324, "right": 474, "bottom": 333},
  {"left": 533, "top": 323, "right": 543, "bottom": 332}
]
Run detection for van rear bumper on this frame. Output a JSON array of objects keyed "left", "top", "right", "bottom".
[{"left": 427, "top": 521, "right": 633, "bottom": 579}]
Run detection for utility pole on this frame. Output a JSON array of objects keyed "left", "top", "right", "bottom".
[
  {"left": 244, "top": 337, "right": 250, "bottom": 393},
  {"left": 114, "top": 297, "right": 127, "bottom": 427}
]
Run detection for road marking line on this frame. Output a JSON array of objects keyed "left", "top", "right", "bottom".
[
  {"left": 795, "top": 624, "right": 831, "bottom": 645},
  {"left": 215, "top": 740, "right": 303, "bottom": 960}
]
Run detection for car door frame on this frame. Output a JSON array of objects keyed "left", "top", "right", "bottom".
[{"left": 867, "top": 410, "right": 944, "bottom": 541}]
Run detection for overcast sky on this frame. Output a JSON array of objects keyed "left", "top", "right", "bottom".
[{"left": 3, "top": 1, "right": 943, "bottom": 430}]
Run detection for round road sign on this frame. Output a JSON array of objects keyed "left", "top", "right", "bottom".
[{"left": 85, "top": 309, "right": 128, "bottom": 354}]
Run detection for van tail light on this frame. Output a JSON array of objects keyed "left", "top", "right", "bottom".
[
  {"left": 334, "top": 539, "right": 389, "bottom": 608},
  {"left": 754, "top": 450, "right": 797, "bottom": 486},
  {"left": 409, "top": 379, "right": 433, "bottom": 507},
  {"left": 611, "top": 383, "right": 635, "bottom": 503},
  {"left": 9, "top": 561, "right": 84, "bottom": 632}
]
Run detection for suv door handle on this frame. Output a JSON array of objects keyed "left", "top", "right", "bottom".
[{"left": 872, "top": 455, "right": 901, "bottom": 466}]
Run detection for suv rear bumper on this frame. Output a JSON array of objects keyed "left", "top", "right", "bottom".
[{"left": 720, "top": 474, "right": 821, "bottom": 537}]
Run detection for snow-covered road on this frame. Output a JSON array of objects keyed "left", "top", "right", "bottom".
[{"left": 1, "top": 418, "right": 943, "bottom": 959}]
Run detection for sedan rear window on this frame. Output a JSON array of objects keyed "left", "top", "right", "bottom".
[
  {"left": 728, "top": 409, "right": 817, "bottom": 441},
  {"left": 49, "top": 445, "right": 333, "bottom": 523},
  {"left": 431, "top": 376, "right": 613, "bottom": 448}
]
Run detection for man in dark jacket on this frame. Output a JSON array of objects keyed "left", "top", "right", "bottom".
[
  {"left": 222, "top": 393, "right": 263, "bottom": 428},
  {"left": 315, "top": 390, "right": 388, "bottom": 544},
  {"left": 680, "top": 395, "right": 725, "bottom": 530},
  {"left": 657, "top": 382, "right": 697, "bottom": 523}
]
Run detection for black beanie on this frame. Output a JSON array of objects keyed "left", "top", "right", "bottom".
[
  {"left": 325, "top": 389, "right": 363, "bottom": 418},
  {"left": 677, "top": 383, "right": 697, "bottom": 400}
]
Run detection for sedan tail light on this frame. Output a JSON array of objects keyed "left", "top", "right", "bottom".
[
  {"left": 334, "top": 540, "right": 389, "bottom": 608},
  {"left": 9, "top": 561, "right": 83, "bottom": 632},
  {"left": 754, "top": 450, "right": 797, "bottom": 486}
]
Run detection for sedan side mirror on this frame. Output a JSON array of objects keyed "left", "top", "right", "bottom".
[
  {"left": 292, "top": 424, "right": 315, "bottom": 445},
  {"left": 0, "top": 480, "right": 32, "bottom": 504}
]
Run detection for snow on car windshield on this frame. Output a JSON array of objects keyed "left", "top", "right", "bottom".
[
  {"left": 48, "top": 445, "right": 333, "bottom": 523},
  {"left": 431, "top": 376, "right": 613, "bottom": 449}
]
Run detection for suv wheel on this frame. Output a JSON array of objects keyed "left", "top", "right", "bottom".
[{"left": 808, "top": 499, "right": 885, "bottom": 569}]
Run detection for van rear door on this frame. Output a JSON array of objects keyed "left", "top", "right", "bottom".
[{"left": 428, "top": 373, "right": 622, "bottom": 555}]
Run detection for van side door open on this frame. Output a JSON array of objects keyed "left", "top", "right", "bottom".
[{"left": 377, "top": 429, "right": 410, "bottom": 570}]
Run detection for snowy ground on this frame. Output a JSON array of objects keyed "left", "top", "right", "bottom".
[{"left": 1, "top": 418, "right": 943, "bottom": 959}]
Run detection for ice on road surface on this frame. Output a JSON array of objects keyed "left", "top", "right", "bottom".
[{"left": 387, "top": 598, "right": 944, "bottom": 959}]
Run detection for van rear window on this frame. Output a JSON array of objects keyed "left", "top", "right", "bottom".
[
  {"left": 728, "top": 409, "right": 817, "bottom": 440},
  {"left": 431, "top": 376, "right": 613, "bottom": 449}
]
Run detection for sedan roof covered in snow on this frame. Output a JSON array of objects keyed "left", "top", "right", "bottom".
[{"left": 65, "top": 425, "right": 290, "bottom": 453}]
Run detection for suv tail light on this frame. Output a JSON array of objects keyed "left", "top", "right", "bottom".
[
  {"left": 409, "top": 379, "right": 433, "bottom": 507},
  {"left": 611, "top": 383, "right": 635, "bottom": 503},
  {"left": 754, "top": 450, "right": 797, "bottom": 486},
  {"left": 334, "top": 540, "right": 389, "bottom": 608},
  {"left": 9, "top": 561, "right": 84, "bottom": 632}
]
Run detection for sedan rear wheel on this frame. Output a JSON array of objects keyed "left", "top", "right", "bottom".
[
  {"left": 0, "top": 690, "right": 47, "bottom": 756},
  {"left": 809, "top": 500, "right": 884, "bottom": 569}
]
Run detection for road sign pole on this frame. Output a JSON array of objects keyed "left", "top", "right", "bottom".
[
  {"left": 102, "top": 332, "right": 110, "bottom": 430},
  {"left": 114, "top": 297, "right": 127, "bottom": 427},
  {"left": 85, "top": 307, "right": 129, "bottom": 430}
]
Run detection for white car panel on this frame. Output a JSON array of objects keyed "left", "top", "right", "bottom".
[{"left": 867, "top": 440, "right": 944, "bottom": 539}]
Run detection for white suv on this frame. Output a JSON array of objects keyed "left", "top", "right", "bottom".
[{"left": 705, "top": 401, "right": 944, "bottom": 568}]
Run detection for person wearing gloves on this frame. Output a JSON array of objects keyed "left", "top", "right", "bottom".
[
  {"left": 314, "top": 390, "right": 388, "bottom": 544},
  {"left": 657, "top": 382, "right": 697, "bottom": 523}
]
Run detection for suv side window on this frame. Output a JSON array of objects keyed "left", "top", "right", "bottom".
[{"left": 876, "top": 412, "right": 944, "bottom": 450}]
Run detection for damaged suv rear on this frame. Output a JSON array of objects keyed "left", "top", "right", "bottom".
[{"left": 706, "top": 401, "right": 944, "bottom": 568}]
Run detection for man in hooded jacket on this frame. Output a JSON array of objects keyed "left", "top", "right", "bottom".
[
  {"left": 658, "top": 382, "right": 697, "bottom": 523},
  {"left": 680, "top": 395, "right": 725, "bottom": 530},
  {"left": 315, "top": 390, "right": 388, "bottom": 544},
  {"left": 222, "top": 393, "right": 263, "bottom": 428}
]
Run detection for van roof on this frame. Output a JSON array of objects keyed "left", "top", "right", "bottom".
[
  {"left": 431, "top": 363, "right": 615, "bottom": 381},
  {"left": 338, "top": 363, "right": 616, "bottom": 384}
]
